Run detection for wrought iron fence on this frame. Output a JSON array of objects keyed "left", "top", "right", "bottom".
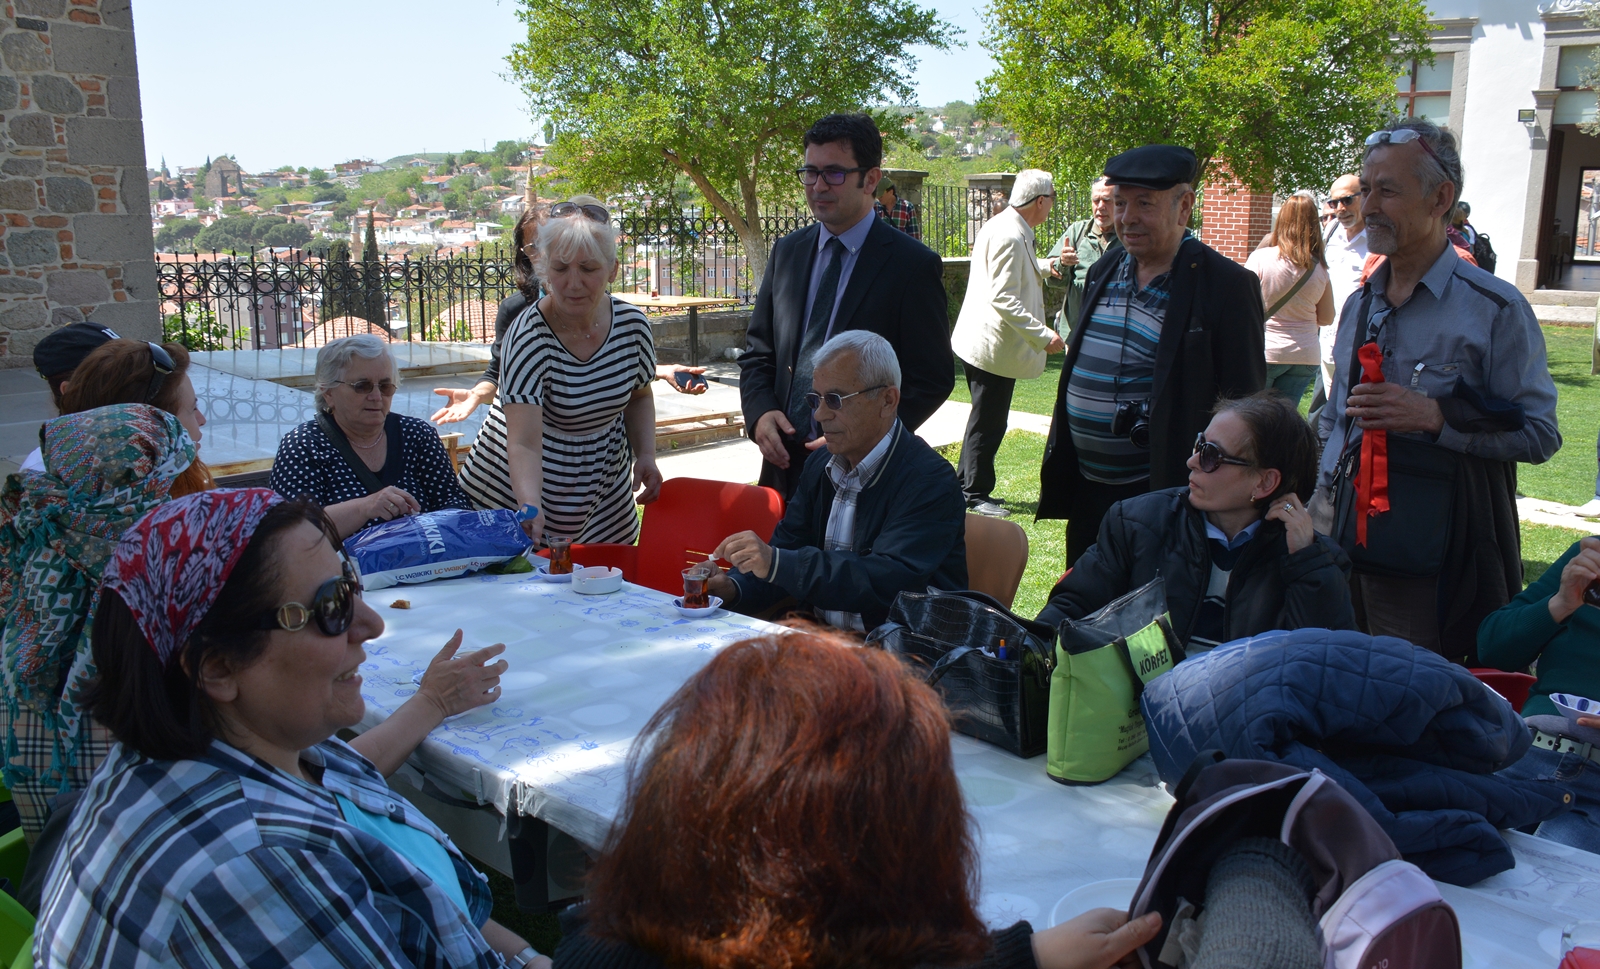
[{"left": 157, "top": 184, "right": 1090, "bottom": 350}]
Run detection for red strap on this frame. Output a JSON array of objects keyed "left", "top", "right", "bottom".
[{"left": 1355, "top": 341, "right": 1389, "bottom": 546}]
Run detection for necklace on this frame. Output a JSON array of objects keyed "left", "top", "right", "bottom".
[{"left": 350, "top": 426, "right": 385, "bottom": 450}]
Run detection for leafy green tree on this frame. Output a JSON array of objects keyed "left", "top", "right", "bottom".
[
  {"left": 508, "top": 0, "right": 955, "bottom": 280},
  {"left": 157, "top": 181, "right": 174, "bottom": 201},
  {"left": 309, "top": 168, "right": 329, "bottom": 184},
  {"left": 385, "top": 189, "right": 413, "bottom": 210},
  {"left": 363, "top": 210, "right": 380, "bottom": 263},
  {"left": 164, "top": 309, "right": 238, "bottom": 351},
  {"left": 980, "top": 0, "right": 1433, "bottom": 192},
  {"left": 262, "top": 221, "right": 312, "bottom": 249},
  {"left": 154, "top": 219, "right": 202, "bottom": 252},
  {"left": 314, "top": 185, "right": 348, "bottom": 204}
]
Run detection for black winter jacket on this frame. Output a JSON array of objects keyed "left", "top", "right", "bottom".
[
  {"left": 1038, "top": 238, "right": 1266, "bottom": 518},
  {"left": 1035, "top": 487, "right": 1356, "bottom": 645},
  {"left": 728, "top": 422, "right": 967, "bottom": 631}
]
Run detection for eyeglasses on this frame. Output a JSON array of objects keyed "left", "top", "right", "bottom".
[
  {"left": 805, "top": 385, "right": 886, "bottom": 411},
  {"left": 143, "top": 342, "right": 175, "bottom": 405},
  {"left": 333, "top": 378, "right": 397, "bottom": 396},
  {"left": 796, "top": 166, "right": 871, "bottom": 186},
  {"left": 258, "top": 558, "right": 363, "bottom": 636},
  {"left": 1364, "top": 128, "right": 1442, "bottom": 166},
  {"left": 550, "top": 202, "right": 609, "bottom": 224},
  {"left": 1328, "top": 194, "right": 1359, "bottom": 207},
  {"left": 1192, "top": 433, "right": 1256, "bottom": 473}
]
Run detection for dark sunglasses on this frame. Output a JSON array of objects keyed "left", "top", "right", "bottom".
[
  {"left": 1192, "top": 433, "right": 1256, "bottom": 473},
  {"left": 1364, "top": 128, "right": 1441, "bottom": 165},
  {"left": 333, "top": 378, "right": 397, "bottom": 396},
  {"left": 1328, "top": 194, "right": 1359, "bottom": 207},
  {"left": 550, "top": 201, "right": 609, "bottom": 224},
  {"left": 257, "top": 558, "right": 363, "bottom": 636},
  {"left": 805, "top": 385, "right": 886, "bottom": 411},
  {"left": 144, "top": 342, "right": 175, "bottom": 405},
  {"left": 796, "top": 166, "right": 870, "bottom": 186}
]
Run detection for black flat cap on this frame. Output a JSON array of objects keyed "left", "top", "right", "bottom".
[
  {"left": 1104, "top": 145, "right": 1198, "bottom": 190},
  {"left": 33, "top": 321, "right": 120, "bottom": 378}
]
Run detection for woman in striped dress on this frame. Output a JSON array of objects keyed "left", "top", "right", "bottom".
[{"left": 500, "top": 200, "right": 662, "bottom": 544}]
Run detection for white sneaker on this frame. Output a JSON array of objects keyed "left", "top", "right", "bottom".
[{"left": 1574, "top": 497, "right": 1600, "bottom": 518}]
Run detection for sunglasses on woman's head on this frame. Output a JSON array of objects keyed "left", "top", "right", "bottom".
[
  {"left": 1192, "top": 433, "right": 1256, "bottom": 473},
  {"left": 550, "top": 202, "right": 609, "bottom": 224},
  {"left": 334, "top": 378, "right": 397, "bottom": 396},
  {"left": 257, "top": 558, "right": 363, "bottom": 636},
  {"left": 143, "top": 342, "right": 175, "bottom": 404}
]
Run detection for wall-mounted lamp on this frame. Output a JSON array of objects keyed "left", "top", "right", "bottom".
[{"left": 1519, "top": 108, "right": 1537, "bottom": 124}]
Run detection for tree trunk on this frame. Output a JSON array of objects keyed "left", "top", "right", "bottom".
[{"left": 663, "top": 148, "right": 771, "bottom": 289}]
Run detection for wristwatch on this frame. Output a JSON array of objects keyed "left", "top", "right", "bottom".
[{"left": 508, "top": 947, "right": 541, "bottom": 968}]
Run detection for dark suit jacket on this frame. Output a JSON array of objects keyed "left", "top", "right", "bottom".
[
  {"left": 728, "top": 423, "right": 968, "bottom": 632},
  {"left": 739, "top": 217, "right": 954, "bottom": 436},
  {"left": 1038, "top": 236, "right": 1266, "bottom": 519}
]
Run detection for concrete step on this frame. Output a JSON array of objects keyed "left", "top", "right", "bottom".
[
  {"left": 1534, "top": 303, "right": 1595, "bottom": 325},
  {"left": 1527, "top": 289, "right": 1600, "bottom": 307}
]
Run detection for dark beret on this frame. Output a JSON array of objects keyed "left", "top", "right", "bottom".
[
  {"left": 1103, "top": 145, "right": 1199, "bottom": 191},
  {"left": 32, "top": 321, "right": 120, "bottom": 378}
]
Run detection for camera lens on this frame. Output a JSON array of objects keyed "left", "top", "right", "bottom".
[{"left": 1129, "top": 421, "right": 1151, "bottom": 450}]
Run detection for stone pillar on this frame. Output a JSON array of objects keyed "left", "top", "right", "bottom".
[
  {"left": 881, "top": 167, "right": 928, "bottom": 208},
  {"left": 1198, "top": 174, "right": 1273, "bottom": 264},
  {"left": 963, "top": 172, "right": 1017, "bottom": 248},
  {"left": 0, "top": 0, "right": 158, "bottom": 368}
]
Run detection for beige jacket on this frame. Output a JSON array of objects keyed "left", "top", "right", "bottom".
[{"left": 951, "top": 207, "right": 1055, "bottom": 379}]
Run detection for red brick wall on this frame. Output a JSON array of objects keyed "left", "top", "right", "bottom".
[{"left": 1199, "top": 175, "right": 1273, "bottom": 264}]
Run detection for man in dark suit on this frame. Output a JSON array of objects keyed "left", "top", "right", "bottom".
[
  {"left": 1038, "top": 145, "right": 1266, "bottom": 565},
  {"left": 739, "top": 113, "right": 954, "bottom": 497}
]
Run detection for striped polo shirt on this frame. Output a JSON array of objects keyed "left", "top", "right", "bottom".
[{"left": 1064, "top": 254, "right": 1170, "bottom": 484}]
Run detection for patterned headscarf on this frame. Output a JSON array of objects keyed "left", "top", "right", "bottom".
[
  {"left": 0, "top": 404, "right": 196, "bottom": 713},
  {"left": 102, "top": 489, "right": 283, "bottom": 667}
]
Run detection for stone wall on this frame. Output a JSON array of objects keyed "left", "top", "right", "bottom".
[
  {"left": 1198, "top": 175, "right": 1273, "bottom": 264},
  {"left": 0, "top": 0, "right": 157, "bottom": 369}
]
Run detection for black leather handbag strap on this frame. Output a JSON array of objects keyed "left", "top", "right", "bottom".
[{"left": 317, "top": 410, "right": 385, "bottom": 496}]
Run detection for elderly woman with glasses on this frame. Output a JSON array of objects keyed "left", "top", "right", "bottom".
[
  {"left": 37, "top": 490, "right": 539, "bottom": 968},
  {"left": 271, "top": 333, "right": 470, "bottom": 538},
  {"left": 490, "top": 197, "right": 662, "bottom": 545},
  {"left": 1036, "top": 391, "right": 1354, "bottom": 653}
]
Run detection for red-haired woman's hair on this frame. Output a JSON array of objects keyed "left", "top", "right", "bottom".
[
  {"left": 583, "top": 630, "right": 989, "bottom": 969},
  {"left": 61, "top": 339, "right": 214, "bottom": 494},
  {"left": 1265, "top": 194, "right": 1326, "bottom": 272}
]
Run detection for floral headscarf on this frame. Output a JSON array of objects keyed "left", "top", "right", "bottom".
[{"left": 0, "top": 404, "right": 195, "bottom": 753}]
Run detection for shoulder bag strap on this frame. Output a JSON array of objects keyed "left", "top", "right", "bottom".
[
  {"left": 1265, "top": 265, "right": 1315, "bottom": 319},
  {"left": 317, "top": 410, "right": 386, "bottom": 496}
]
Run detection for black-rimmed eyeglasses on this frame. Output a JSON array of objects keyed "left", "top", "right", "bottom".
[
  {"left": 257, "top": 558, "right": 363, "bottom": 636},
  {"left": 143, "top": 342, "right": 175, "bottom": 405},
  {"left": 1192, "top": 433, "right": 1256, "bottom": 473},
  {"left": 796, "top": 166, "right": 871, "bottom": 187},
  {"left": 805, "top": 385, "right": 886, "bottom": 411},
  {"left": 550, "top": 202, "right": 609, "bottom": 224}
]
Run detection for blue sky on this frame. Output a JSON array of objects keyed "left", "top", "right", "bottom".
[{"left": 134, "top": 0, "right": 995, "bottom": 172}]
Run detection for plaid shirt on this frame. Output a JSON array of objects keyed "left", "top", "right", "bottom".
[
  {"left": 39, "top": 738, "right": 500, "bottom": 969},
  {"left": 810, "top": 421, "right": 899, "bottom": 631},
  {"left": 875, "top": 198, "right": 921, "bottom": 241}
]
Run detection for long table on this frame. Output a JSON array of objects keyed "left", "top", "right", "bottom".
[{"left": 357, "top": 572, "right": 1597, "bottom": 965}]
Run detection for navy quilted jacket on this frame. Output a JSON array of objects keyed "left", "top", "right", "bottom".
[{"left": 1141, "top": 628, "right": 1574, "bottom": 886}]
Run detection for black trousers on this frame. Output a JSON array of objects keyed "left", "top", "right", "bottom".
[
  {"left": 956, "top": 361, "right": 1015, "bottom": 504},
  {"left": 1065, "top": 475, "right": 1148, "bottom": 568},
  {"left": 757, "top": 435, "right": 813, "bottom": 501}
]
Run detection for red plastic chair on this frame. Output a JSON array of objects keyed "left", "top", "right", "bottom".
[
  {"left": 1469, "top": 669, "right": 1537, "bottom": 713},
  {"left": 567, "top": 477, "right": 785, "bottom": 596}
]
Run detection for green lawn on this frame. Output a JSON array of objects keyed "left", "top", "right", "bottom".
[{"left": 1520, "top": 324, "right": 1598, "bottom": 506}]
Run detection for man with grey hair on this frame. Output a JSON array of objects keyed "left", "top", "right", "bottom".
[
  {"left": 950, "top": 169, "right": 1065, "bottom": 517},
  {"left": 1039, "top": 145, "right": 1266, "bottom": 565},
  {"left": 1316, "top": 118, "right": 1559, "bottom": 662},
  {"left": 712, "top": 330, "right": 966, "bottom": 631},
  {"left": 1046, "top": 176, "right": 1118, "bottom": 335}
]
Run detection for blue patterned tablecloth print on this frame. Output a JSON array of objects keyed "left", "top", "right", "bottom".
[{"left": 356, "top": 572, "right": 1595, "bottom": 965}]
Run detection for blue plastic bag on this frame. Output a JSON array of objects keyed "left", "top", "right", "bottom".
[{"left": 345, "top": 508, "right": 530, "bottom": 590}]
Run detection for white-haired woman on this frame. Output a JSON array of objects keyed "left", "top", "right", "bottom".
[
  {"left": 271, "top": 334, "right": 470, "bottom": 538},
  {"left": 486, "top": 198, "right": 661, "bottom": 544}
]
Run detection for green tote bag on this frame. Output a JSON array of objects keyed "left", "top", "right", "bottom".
[{"left": 1046, "top": 577, "right": 1182, "bottom": 785}]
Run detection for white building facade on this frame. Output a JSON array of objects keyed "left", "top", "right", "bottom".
[{"left": 1425, "top": 0, "right": 1600, "bottom": 291}]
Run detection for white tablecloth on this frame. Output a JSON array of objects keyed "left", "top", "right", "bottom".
[{"left": 357, "top": 573, "right": 1595, "bottom": 966}]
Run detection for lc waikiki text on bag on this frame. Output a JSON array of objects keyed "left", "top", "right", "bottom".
[
  {"left": 344, "top": 508, "right": 530, "bottom": 590},
  {"left": 866, "top": 589, "right": 1055, "bottom": 757},
  {"left": 1046, "top": 577, "right": 1181, "bottom": 785}
]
